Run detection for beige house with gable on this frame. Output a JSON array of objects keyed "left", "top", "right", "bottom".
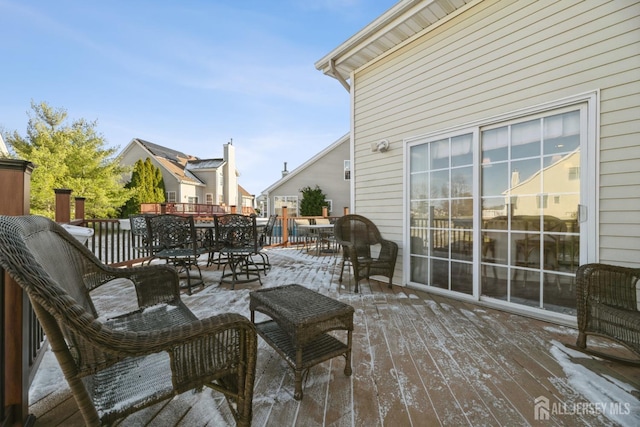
[
  {"left": 316, "top": 0, "right": 639, "bottom": 324},
  {"left": 119, "top": 138, "right": 253, "bottom": 211}
]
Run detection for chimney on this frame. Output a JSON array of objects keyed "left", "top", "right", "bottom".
[
  {"left": 223, "top": 141, "right": 238, "bottom": 207},
  {"left": 282, "top": 162, "right": 289, "bottom": 178}
]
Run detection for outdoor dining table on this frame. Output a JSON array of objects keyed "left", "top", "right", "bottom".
[
  {"left": 297, "top": 223, "right": 335, "bottom": 256},
  {"left": 194, "top": 219, "right": 265, "bottom": 269}
]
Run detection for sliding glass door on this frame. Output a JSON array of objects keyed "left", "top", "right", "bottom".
[{"left": 408, "top": 105, "right": 587, "bottom": 315}]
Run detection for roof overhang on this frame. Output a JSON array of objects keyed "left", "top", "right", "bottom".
[{"left": 315, "top": 0, "right": 475, "bottom": 85}]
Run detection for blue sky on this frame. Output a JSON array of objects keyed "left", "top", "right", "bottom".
[{"left": 0, "top": 0, "right": 397, "bottom": 195}]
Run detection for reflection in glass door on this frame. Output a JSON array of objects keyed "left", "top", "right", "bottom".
[
  {"left": 409, "top": 133, "right": 474, "bottom": 295},
  {"left": 481, "top": 111, "right": 581, "bottom": 314},
  {"left": 408, "top": 108, "right": 583, "bottom": 315}
]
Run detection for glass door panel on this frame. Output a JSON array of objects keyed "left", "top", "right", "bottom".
[
  {"left": 409, "top": 133, "right": 474, "bottom": 296},
  {"left": 480, "top": 110, "right": 581, "bottom": 314}
]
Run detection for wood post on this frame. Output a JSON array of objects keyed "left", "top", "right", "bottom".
[
  {"left": 231, "top": 205, "right": 237, "bottom": 214},
  {"left": 322, "top": 206, "right": 328, "bottom": 217},
  {"left": 281, "top": 206, "right": 288, "bottom": 246},
  {"left": 0, "top": 159, "right": 34, "bottom": 426},
  {"left": 54, "top": 188, "right": 72, "bottom": 223},
  {"left": 0, "top": 160, "right": 33, "bottom": 216},
  {"left": 343, "top": 207, "right": 349, "bottom": 216},
  {"left": 74, "top": 197, "right": 85, "bottom": 221}
]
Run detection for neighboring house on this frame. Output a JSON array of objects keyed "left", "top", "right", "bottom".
[
  {"left": 119, "top": 138, "right": 253, "bottom": 211},
  {"left": 315, "top": 0, "right": 639, "bottom": 324},
  {"left": 0, "top": 134, "right": 8, "bottom": 157},
  {"left": 239, "top": 185, "right": 255, "bottom": 214},
  {"left": 260, "top": 133, "right": 350, "bottom": 217}
]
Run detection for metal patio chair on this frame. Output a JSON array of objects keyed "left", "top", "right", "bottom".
[
  {"left": 216, "top": 214, "right": 263, "bottom": 289},
  {"left": 147, "top": 214, "right": 208, "bottom": 294}
]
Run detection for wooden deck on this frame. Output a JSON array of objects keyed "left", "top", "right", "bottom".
[{"left": 29, "top": 248, "right": 639, "bottom": 426}]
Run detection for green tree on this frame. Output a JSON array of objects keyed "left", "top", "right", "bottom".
[
  {"left": 5, "top": 101, "right": 130, "bottom": 218},
  {"left": 120, "top": 158, "right": 166, "bottom": 217},
  {"left": 299, "top": 185, "right": 329, "bottom": 216}
]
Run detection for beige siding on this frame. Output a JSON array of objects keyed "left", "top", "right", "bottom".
[{"left": 352, "top": 0, "right": 640, "bottom": 278}]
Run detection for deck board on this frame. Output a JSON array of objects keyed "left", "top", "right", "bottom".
[{"left": 28, "top": 247, "right": 639, "bottom": 426}]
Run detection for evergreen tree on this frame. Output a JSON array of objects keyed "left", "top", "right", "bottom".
[
  {"left": 120, "top": 158, "right": 165, "bottom": 217},
  {"left": 299, "top": 185, "right": 328, "bottom": 216},
  {"left": 5, "top": 101, "right": 130, "bottom": 218}
]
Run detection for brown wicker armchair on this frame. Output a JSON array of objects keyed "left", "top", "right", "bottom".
[
  {"left": 575, "top": 263, "right": 640, "bottom": 364},
  {"left": 0, "top": 215, "right": 257, "bottom": 426},
  {"left": 333, "top": 214, "right": 398, "bottom": 293}
]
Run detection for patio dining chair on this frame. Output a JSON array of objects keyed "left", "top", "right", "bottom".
[
  {"left": 146, "top": 214, "right": 208, "bottom": 294},
  {"left": 314, "top": 217, "right": 336, "bottom": 254},
  {"left": 128, "top": 213, "right": 161, "bottom": 263},
  {"left": 251, "top": 214, "right": 277, "bottom": 272},
  {"left": 333, "top": 214, "right": 398, "bottom": 293},
  {"left": 261, "top": 214, "right": 278, "bottom": 246},
  {"left": 195, "top": 220, "right": 225, "bottom": 268},
  {"left": 294, "top": 218, "right": 316, "bottom": 252},
  {"left": 216, "top": 213, "right": 263, "bottom": 289},
  {"left": 0, "top": 215, "right": 257, "bottom": 427}
]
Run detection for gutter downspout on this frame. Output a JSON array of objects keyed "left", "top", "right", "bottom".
[{"left": 331, "top": 58, "right": 350, "bottom": 92}]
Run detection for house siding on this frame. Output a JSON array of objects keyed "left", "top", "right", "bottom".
[
  {"left": 352, "top": 0, "right": 640, "bottom": 276},
  {"left": 265, "top": 137, "right": 350, "bottom": 217}
]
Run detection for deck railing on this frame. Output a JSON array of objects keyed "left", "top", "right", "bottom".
[
  {"left": 77, "top": 215, "right": 339, "bottom": 264},
  {"left": 140, "top": 202, "right": 255, "bottom": 217}
]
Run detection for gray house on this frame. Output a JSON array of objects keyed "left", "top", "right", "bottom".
[
  {"left": 260, "top": 133, "right": 350, "bottom": 217},
  {"left": 316, "top": 0, "right": 639, "bottom": 324}
]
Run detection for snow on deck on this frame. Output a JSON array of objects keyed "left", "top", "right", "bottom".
[{"left": 29, "top": 248, "right": 639, "bottom": 426}]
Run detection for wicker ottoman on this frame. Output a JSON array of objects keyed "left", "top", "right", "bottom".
[{"left": 250, "top": 284, "right": 354, "bottom": 400}]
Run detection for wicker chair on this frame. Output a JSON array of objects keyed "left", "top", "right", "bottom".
[
  {"left": 333, "top": 214, "right": 398, "bottom": 293},
  {"left": 575, "top": 263, "right": 640, "bottom": 364},
  {"left": 0, "top": 215, "right": 257, "bottom": 426}
]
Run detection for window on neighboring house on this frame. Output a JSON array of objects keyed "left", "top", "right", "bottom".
[
  {"left": 186, "top": 196, "right": 198, "bottom": 212},
  {"left": 344, "top": 160, "right": 351, "bottom": 180},
  {"left": 568, "top": 166, "right": 580, "bottom": 180},
  {"left": 536, "top": 194, "right": 549, "bottom": 209},
  {"left": 325, "top": 200, "right": 333, "bottom": 215},
  {"left": 205, "top": 193, "right": 214, "bottom": 204},
  {"left": 274, "top": 195, "right": 298, "bottom": 217},
  {"left": 166, "top": 191, "right": 176, "bottom": 203}
]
